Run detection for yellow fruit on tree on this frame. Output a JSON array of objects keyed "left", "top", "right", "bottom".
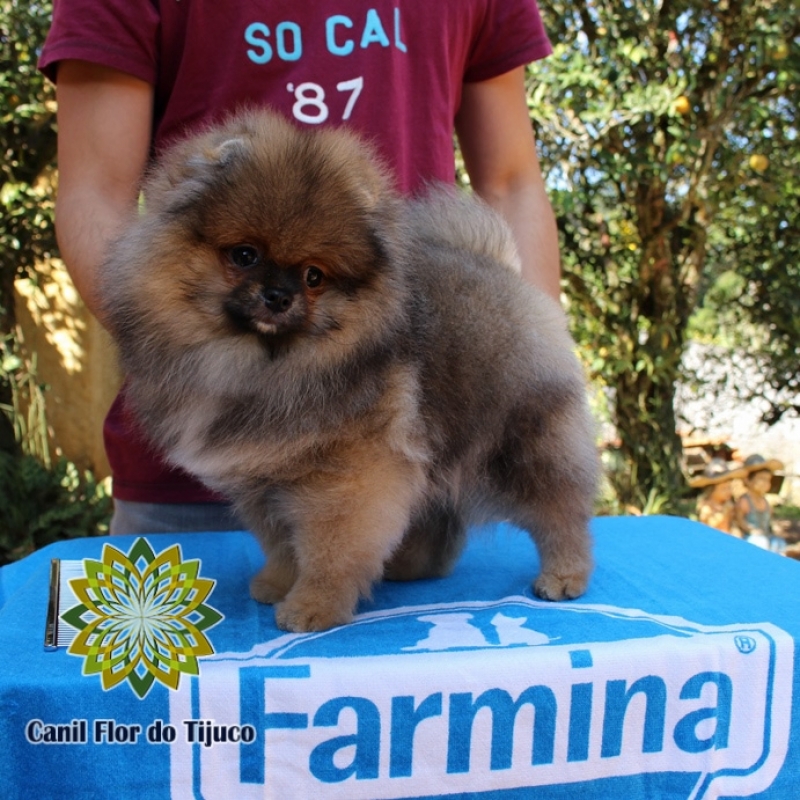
[
  {"left": 771, "top": 42, "right": 789, "bottom": 61},
  {"left": 749, "top": 154, "right": 769, "bottom": 173},
  {"left": 673, "top": 95, "right": 691, "bottom": 115}
]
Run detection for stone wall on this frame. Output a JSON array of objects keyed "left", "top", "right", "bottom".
[{"left": 677, "top": 343, "right": 799, "bottom": 504}]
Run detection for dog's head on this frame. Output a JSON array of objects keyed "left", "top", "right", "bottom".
[{"left": 103, "top": 110, "right": 404, "bottom": 356}]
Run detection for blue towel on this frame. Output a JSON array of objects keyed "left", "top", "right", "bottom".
[{"left": 1, "top": 516, "right": 799, "bottom": 799}]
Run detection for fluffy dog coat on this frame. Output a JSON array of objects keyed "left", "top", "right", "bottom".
[{"left": 101, "top": 110, "right": 598, "bottom": 632}]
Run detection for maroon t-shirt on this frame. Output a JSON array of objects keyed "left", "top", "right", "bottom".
[{"left": 40, "top": 0, "right": 553, "bottom": 503}]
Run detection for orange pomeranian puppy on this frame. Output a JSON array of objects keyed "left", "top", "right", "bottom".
[{"left": 100, "top": 110, "right": 598, "bottom": 632}]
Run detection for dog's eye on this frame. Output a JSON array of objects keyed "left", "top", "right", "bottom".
[
  {"left": 305, "top": 266, "right": 324, "bottom": 288},
  {"left": 228, "top": 245, "right": 260, "bottom": 269}
]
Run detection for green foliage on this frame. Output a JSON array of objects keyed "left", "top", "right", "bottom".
[
  {"left": 1, "top": 0, "right": 57, "bottom": 453},
  {"left": 697, "top": 107, "right": 800, "bottom": 422},
  {"left": 0, "top": 0, "right": 57, "bottom": 323},
  {"left": 529, "top": 0, "right": 799, "bottom": 509},
  {"left": 1, "top": 328, "right": 50, "bottom": 463},
  {"left": 0, "top": 4, "right": 110, "bottom": 567},
  {"left": 0, "top": 452, "right": 111, "bottom": 565},
  {"left": 0, "top": 330, "right": 112, "bottom": 565},
  {"left": 775, "top": 504, "right": 800, "bottom": 523}
]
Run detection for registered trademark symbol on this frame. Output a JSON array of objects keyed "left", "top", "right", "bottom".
[{"left": 735, "top": 635, "right": 757, "bottom": 654}]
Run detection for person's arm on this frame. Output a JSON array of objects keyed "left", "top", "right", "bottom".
[
  {"left": 55, "top": 61, "right": 154, "bottom": 325},
  {"left": 455, "top": 66, "right": 561, "bottom": 301},
  {"left": 735, "top": 495, "right": 755, "bottom": 535}
]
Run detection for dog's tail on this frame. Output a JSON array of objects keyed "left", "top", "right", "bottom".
[{"left": 406, "top": 185, "right": 522, "bottom": 273}]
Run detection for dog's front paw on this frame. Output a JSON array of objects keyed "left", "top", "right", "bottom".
[
  {"left": 250, "top": 562, "right": 295, "bottom": 605},
  {"left": 533, "top": 568, "right": 589, "bottom": 601},
  {"left": 274, "top": 595, "right": 354, "bottom": 633}
]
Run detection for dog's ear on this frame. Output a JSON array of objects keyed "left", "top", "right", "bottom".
[
  {"left": 186, "top": 136, "right": 248, "bottom": 173},
  {"left": 145, "top": 133, "right": 250, "bottom": 216},
  {"left": 357, "top": 166, "right": 389, "bottom": 211},
  {"left": 337, "top": 142, "right": 395, "bottom": 215}
]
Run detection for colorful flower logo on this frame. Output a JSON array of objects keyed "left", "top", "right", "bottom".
[{"left": 60, "top": 538, "right": 223, "bottom": 698}]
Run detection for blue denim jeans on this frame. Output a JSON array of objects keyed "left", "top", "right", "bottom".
[{"left": 110, "top": 500, "right": 246, "bottom": 536}]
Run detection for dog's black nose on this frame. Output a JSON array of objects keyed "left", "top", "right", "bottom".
[{"left": 261, "top": 287, "right": 293, "bottom": 313}]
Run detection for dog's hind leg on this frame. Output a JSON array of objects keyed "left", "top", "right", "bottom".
[
  {"left": 490, "top": 398, "right": 597, "bottom": 601},
  {"left": 384, "top": 500, "right": 467, "bottom": 581}
]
